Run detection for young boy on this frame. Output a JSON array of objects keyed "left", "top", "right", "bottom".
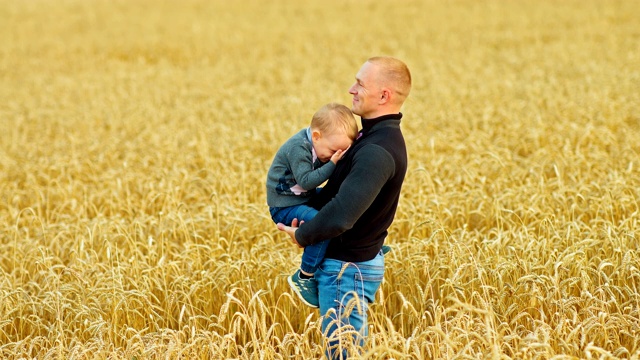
[{"left": 266, "top": 103, "right": 358, "bottom": 308}]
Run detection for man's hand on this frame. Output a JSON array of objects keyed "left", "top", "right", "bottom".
[{"left": 277, "top": 218, "right": 303, "bottom": 248}]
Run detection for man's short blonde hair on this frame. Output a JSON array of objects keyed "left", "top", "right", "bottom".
[
  {"left": 311, "top": 103, "right": 359, "bottom": 140},
  {"left": 368, "top": 56, "right": 412, "bottom": 104}
]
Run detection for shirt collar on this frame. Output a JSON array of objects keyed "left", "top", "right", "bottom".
[{"left": 360, "top": 113, "right": 403, "bottom": 135}]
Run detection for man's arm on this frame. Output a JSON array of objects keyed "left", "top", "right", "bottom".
[{"left": 294, "top": 144, "right": 395, "bottom": 246}]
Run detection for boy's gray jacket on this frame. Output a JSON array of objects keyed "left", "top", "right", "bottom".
[{"left": 266, "top": 128, "right": 336, "bottom": 208}]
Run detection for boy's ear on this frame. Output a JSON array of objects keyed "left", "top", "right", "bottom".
[{"left": 311, "top": 129, "right": 322, "bottom": 141}]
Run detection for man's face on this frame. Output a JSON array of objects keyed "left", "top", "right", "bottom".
[
  {"left": 312, "top": 131, "right": 353, "bottom": 163},
  {"left": 348, "top": 61, "right": 381, "bottom": 118}
]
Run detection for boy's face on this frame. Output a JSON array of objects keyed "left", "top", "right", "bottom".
[{"left": 312, "top": 130, "right": 353, "bottom": 163}]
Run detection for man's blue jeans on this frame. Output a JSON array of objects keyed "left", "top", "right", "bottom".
[
  {"left": 316, "top": 252, "right": 385, "bottom": 359},
  {"left": 270, "top": 204, "right": 330, "bottom": 274}
]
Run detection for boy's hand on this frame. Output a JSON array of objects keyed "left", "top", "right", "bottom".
[{"left": 330, "top": 145, "right": 351, "bottom": 164}]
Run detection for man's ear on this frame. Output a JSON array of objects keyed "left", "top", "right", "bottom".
[{"left": 379, "top": 88, "right": 391, "bottom": 104}]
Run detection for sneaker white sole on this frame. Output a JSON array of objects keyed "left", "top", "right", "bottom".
[{"left": 287, "top": 276, "right": 319, "bottom": 308}]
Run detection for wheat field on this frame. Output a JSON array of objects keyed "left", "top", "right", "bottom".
[{"left": 1, "top": 0, "right": 639, "bottom": 358}]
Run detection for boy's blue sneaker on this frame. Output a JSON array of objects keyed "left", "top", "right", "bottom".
[
  {"left": 382, "top": 245, "right": 392, "bottom": 255},
  {"left": 288, "top": 270, "right": 319, "bottom": 308}
]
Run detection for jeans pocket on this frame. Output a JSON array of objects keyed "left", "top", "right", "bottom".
[
  {"left": 317, "top": 261, "right": 342, "bottom": 276},
  {"left": 354, "top": 273, "right": 384, "bottom": 304}
]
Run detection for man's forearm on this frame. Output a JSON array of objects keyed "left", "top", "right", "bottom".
[{"left": 296, "top": 147, "right": 393, "bottom": 246}]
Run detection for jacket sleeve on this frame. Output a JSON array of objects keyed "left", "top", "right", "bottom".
[
  {"left": 295, "top": 144, "right": 395, "bottom": 246},
  {"left": 286, "top": 142, "right": 336, "bottom": 190}
]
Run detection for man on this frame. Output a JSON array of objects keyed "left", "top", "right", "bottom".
[{"left": 277, "top": 56, "right": 411, "bottom": 358}]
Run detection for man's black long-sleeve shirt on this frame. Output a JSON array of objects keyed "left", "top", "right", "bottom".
[{"left": 295, "top": 113, "right": 407, "bottom": 262}]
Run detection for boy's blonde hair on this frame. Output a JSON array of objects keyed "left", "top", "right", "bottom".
[{"left": 310, "top": 103, "right": 358, "bottom": 140}]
